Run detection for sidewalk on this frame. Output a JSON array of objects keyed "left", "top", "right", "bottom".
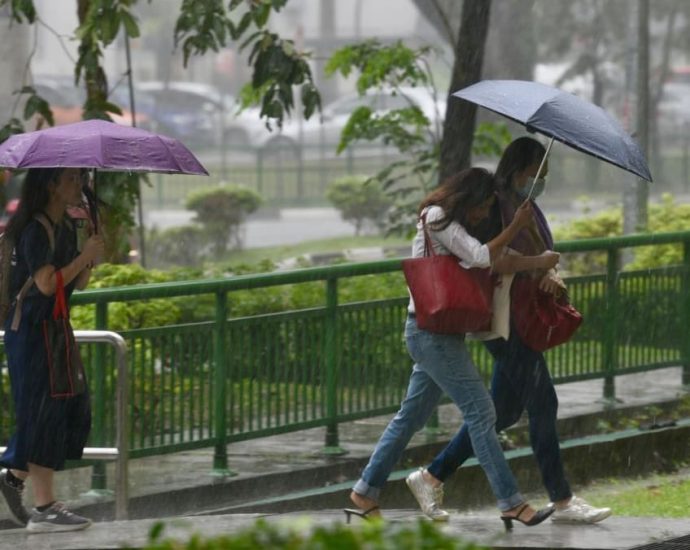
[
  {"left": 0, "top": 366, "right": 688, "bottom": 547},
  {"left": 2, "top": 512, "right": 690, "bottom": 550}
]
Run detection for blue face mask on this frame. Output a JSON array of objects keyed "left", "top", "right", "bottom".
[{"left": 517, "top": 176, "right": 546, "bottom": 200}]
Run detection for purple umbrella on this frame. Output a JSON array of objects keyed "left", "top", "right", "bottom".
[
  {"left": 0, "top": 119, "right": 209, "bottom": 235},
  {"left": 0, "top": 119, "right": 208, "bottom": 175}
]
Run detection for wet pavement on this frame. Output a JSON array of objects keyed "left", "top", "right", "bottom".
[
  {"left": 0, "top": 366, "right": 688, "bottom": 549},
  {"left": 1, "top": 511, "right": 690, "bottom": 550}
]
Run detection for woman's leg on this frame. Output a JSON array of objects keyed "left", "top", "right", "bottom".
[
  {"left": 414, "top": 329, "right": 522, "bottom": 511},
  {"left": 351, "top": 316, "right": 445, "bottom": 505},
  {"left": 28, "top": 463, "right": 55, "bottom": 507},
  {"left": 352, "top": 366, "right": 443, "bottom": 502},
  {"left": 509, "top": 338, "right": 571, "bottom": 503},
  {"left": 426, "top": 337, "right": 524, "bottom": 482}
]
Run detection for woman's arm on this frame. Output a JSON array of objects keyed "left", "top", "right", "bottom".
[
  {"left": 492, "top": 250, "right": 560, "bottom": 274},
  {"left": 73, "top": 265, "right": 93, "bottom": 290},
  {"left": 539, "top": 268, "right": 567, "bottom": 295},
  {"left": 33, "top": 234, "right": 104, "bottom": 295},
  {"left": 485, "top": 201, "right": 533, "bottom": 261}
]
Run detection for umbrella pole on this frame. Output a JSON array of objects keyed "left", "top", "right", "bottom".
[
  {"left": 92, "top": 168, "right": 99, "bottom": 234},
  {"left": 527, "top": 136, "right": 555, "bottom": 200}
]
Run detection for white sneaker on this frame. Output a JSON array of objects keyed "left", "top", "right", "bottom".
[
  {"left": 551, "top": 496, "right": 612, "bottom": 524},
  {"left": 405, "top": 468, "right": 450, "bottom": 522}
]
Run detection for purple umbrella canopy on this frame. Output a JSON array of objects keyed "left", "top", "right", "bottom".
[{"left": 0, "top": 119, "right": 208, "bottom": 175}]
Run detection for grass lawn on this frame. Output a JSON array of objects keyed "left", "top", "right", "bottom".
[
  {"left": 579, "top": 467, "right": 690, "bottom": 518},
  {"left": 512, "top": 466, "right": 690, "bottom": 518},
  {"left": 220, "top": 234, "right": 410, "bottom": 266}
]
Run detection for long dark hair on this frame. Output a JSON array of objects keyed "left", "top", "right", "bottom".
[
  {"left": 418, "top": 167, "right": 497, "bottom": 240},
  {"left": 495, "top": 136, "right": 546, "bottom": 192},
  {"left": 4, "top": 168, "right": 63, "bottom": 243}
]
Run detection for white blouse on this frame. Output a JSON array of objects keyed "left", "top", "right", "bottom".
[
  {"left": 407, "top": 205, "right": 492, "bottom": 314},
  {"left": 410, "top": 205, "right": 491, "bottom": 267}
]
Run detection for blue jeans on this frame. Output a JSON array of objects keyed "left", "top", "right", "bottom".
[
  {"left": 353, "top": 316, "right": 523, "bottom": 511},
  {"left": 427, "top": 326, "right": 572, "bottom": 503}
]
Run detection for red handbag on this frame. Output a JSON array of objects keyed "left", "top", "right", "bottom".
[
  {"left": 402, "top": 216, "right": 494, "bottom": 334},
  {"left": 511, "top": 276, "right": 583, "bottom": 352},
  {"left": 42, "top": 270, "right": 87, "bottom": 398}
]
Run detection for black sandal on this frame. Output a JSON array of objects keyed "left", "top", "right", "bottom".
[
  {"left": 343, "top": 505, "right": 380, "bottom": 524},
  {"left": 500, "top": 502, "right": 554, "bottom": 530}
]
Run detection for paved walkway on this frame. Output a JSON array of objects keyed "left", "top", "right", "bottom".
[
  {"left": 1, "top": 511, "right": 689, "bottom": 550},
  {"left": 0, "top": 366, "right": 688, "bottom": 549}
]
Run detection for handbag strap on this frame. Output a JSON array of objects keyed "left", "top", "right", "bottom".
[{"left": 52, "top": 270, "right": 68, "bottom": 320}]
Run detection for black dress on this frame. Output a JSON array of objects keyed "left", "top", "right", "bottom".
[{"left": 0, "top": 216, "right": 91, "bottom": 471}]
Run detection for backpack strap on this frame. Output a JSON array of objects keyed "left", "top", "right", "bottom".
[{"left": 10, "top": 213, "right": 55, "bottom": 331}]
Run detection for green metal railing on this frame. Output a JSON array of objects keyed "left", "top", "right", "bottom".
[{"left": 1, "top": 231, "right": 689, "bottom": 484}]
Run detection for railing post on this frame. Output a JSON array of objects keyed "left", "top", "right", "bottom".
[
  {"left": 424, "top": 407, "right": 444, "bottom": 441},
  {"left": 88, "top": 301, "right": 109, "bottom": 494},
  {"left": 323, "top": 277, "right": 346, "bottom": 455},
  {"left": 601, "top": 248, "right": 620, "bottom": 406},
  {"left": 256, "top": 147, "right": 264, "bottom": 198},
  {"left": 212, "top": 290, "right": 234, "bottom": 476},
  {"left": 682, "top": 240, "right": 690, "bottom": 388}
]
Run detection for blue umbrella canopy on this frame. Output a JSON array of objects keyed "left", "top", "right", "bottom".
[{"left": 453, "top": 80, "right": 652, "bottom": 182}]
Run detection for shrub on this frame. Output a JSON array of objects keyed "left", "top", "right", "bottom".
[
  {"left": 146, "top": 224, "right": 207, "bottom": 267},
  {"left": 71, "top": 263, "right": 182, "bottom": 331},
  {"left": 553, "top": 194, "right": 690, "bottom": 275},
  {"left": 142, "top": 517, "right": 488, "bottom": 550},
  {"left": 326, "top": 175, "right": 392, "bottom": 236},
  {"left": 186, "top": 185, "right": 262, "bottom": 254}
]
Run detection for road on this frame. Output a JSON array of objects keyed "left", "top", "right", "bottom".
[
  {"left": 143, "top": 198, "right": 619, "bottom": 250},
  {"left": 143, "top": 207, "right": 356, "bottom": 249}
]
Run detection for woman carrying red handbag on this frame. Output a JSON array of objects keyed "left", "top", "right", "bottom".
[
  {"left": 407, "top": 137, "right": 612, "bottom": 525},
  {"left": 348, "top": 167, "right": 560, "bottom": 529},
  {"left": 0, "top": 168, "right": 104, "bottom": 533}
]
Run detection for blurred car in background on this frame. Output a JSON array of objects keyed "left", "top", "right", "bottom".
[
  {"left": 657, "top": 68, "right": 690, "bottom": 138},
  {"left": 0, "top": 198, "right": 89, "bottom": 237},
  {"left": 657, "top": 83, "right": 690, "bottom": 133},
  {"left": 0, "top": 198, "right": 19, "bottom": 234},
  {"left": 264, "top": 86, "right": 446, "bottom": 154},
  {"left": 136, "top": 81, "right": 272, "bottom": 150},
  {"left": 136, "top": 81, "right": 225, "bottom": 148},
  {"left": 33, "top": 75, "right": 149, "bottom": 129}
]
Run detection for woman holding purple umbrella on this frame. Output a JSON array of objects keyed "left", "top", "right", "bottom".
[
  {"left": 406, "top": 137, "right": 612, "bottom": 525},
  {"left": 0, "top": 167, "right": 104, "bottom": 533}
]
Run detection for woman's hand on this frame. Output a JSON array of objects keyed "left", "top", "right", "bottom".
[
  {"left": 539, "top": 268, "right": 566, "bottom": 296},
  {"left": 538, "top": 251, "right": 560, "bottom": 270},
  {"left": 510, "top": 200, "right": 534, "bottom": 230},
  {"left": 82, "top": 234, "right": 105, "bottom": 265}
]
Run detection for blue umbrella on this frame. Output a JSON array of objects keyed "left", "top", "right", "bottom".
[{"left": 453, "top": 79, "right": 652, "bottom": 186}]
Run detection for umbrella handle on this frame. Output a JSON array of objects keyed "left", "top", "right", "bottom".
[
  {"left": 527, "top": 136, "right": 555, "bottom": 200},
  {"left": 83, "top": 168, "right": 99, "bottom": 234}
]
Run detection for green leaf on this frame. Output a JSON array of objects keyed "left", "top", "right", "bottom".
[
  {"left": 23, "top": 94, "right": 54, "bottom": 126},
  {"left": 120, "top": 10, "right": 140, "bottom": 38},
  {"left": 9, "top": 0, "right": 36, "bottom": 23},
  {"left": 253, "top": 4, "right": 271, "bottom": 28},
  {"left": 0, "top": 118, "right": 26, "bottom": 144}
]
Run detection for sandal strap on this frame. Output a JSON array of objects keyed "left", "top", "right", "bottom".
[{"left": 514, "top": 503, "right": 530, "bottom": 520}]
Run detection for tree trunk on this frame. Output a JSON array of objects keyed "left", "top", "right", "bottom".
[
  {"left": 439, "top": 0, "right": 492, "bottom": 184},
  {"left": 484, "top": 0, "right": 536, "bottom": 80},
  {"left": 623, "top": 0, "right": 649, "bottom": 237},
  {"left": 411, "top": 0, "right": 462, "bottom": 48}
]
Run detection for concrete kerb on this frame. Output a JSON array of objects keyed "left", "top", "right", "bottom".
[
  {"left": 1, "top": 394, "right": 686, "bottom": 530},
  {"left": 205, "top": 418, "right": 690, "bottom": 515}
]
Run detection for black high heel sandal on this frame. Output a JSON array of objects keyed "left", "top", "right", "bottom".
[
  {"left": 500, "top": 503, "right": 554, "bottom": 530},
  {"left": 343, "top": 505, "right": 380, "bottom": 524}
]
